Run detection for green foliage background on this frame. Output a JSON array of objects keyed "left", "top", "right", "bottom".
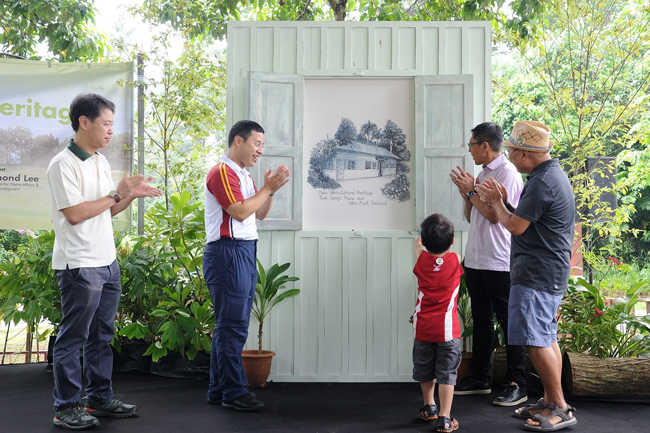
[
  {"left": 493, "top": 0, "right": 650, "bottom": 273},
  {"left": 0, "top": 0, "right": 110, "bottom": 61}
]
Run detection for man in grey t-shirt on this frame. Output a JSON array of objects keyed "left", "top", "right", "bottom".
[{"left": 476, "top": 121, "right": 577, "bottom": 432}]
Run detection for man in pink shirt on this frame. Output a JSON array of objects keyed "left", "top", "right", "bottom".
[{"left": 449, "top": 122, "right": 527, "bottom": 406}]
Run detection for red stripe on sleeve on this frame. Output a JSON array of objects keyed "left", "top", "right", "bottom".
[{"left": 206, "top": 162, "right": 244, "bottom": 209}]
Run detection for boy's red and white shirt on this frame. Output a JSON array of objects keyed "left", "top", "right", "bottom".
[{"left": 412, "top": 251, "right": 464, "bottom": 342}]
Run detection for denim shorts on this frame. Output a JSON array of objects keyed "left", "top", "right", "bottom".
[
  {"left": 412, "top": 338, "right": 462, "bottom": 385},
  {"left": 508, "top": 284, "right": 563, "bottom": 347}
]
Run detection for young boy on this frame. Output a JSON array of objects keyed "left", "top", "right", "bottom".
[{"left": 412, "top": 213, "right": 463, "bottom": 433}]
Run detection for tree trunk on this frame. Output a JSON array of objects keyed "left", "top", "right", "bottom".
[
  {"left": 1, "top": 321, "right": 10, "bottom": 364},
  {"left": 328, "top": 0, "right": 347, "bottom": 21},
  {"left": 492, "top": 346, "right": 535, "bottom": 385},
  {"left": 562, "top": 351, "right": 650, "bottom": 399},
  {"left": 25, "top": 329, "right": 33, "bottom": 364}
]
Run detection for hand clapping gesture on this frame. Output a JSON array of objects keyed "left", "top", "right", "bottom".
[
  {"left": 117, "top": 175, "right": 163, "bottom": 200},
  {"left": 264, "top": 165, "right": 290, "bottom": 194},
  {"left": 475, "top": 177, "right": 507, "bottom": 207},
  {"left": 449, "top": 166, "right": 476, "bottom": 197}
]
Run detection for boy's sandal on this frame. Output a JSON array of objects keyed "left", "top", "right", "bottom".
[
  {"left": 523, "top": 403, "right": 577, "bottom": 432},
  {"left": 420, "top": 403, "right": 438, "bottom": 420},
  {"left": 514, "top": 397, "right": 546, "bottom": 419},
  {"left": 437, "top": 415, "right": 459, "bottom": 433}
]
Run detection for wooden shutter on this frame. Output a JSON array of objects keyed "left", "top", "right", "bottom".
[
  {"left": 414, "top": 75, "right": 474, "bottom": 231},
  {"left": 248, "top": 72, "right": 304, "bottom": 230}
]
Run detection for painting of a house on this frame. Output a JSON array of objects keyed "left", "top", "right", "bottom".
[
  {"left": 321, "top": 140, "right": 401, "bottom": 181},
  {"left": 307, "top": 116, "right": 412, "bottom": 203}
]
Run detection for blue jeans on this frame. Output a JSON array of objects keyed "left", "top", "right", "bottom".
[
  {"left": 203, "top": 239, "right": 257, "bottom": 402},
  {"left": 465, "top": 267, "right": 526, "bottom": 387},
  {"left": 52, "top": 260, "right": 121, "bottom": 410}
]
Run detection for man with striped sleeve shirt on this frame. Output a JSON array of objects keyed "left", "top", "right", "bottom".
[{"left": 203, "top": 120, "right": 290, "bottom": 412}]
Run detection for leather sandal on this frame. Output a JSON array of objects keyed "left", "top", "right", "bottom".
[
  {"left": 514, "top": 397, "right": 546, "bottom": 419},
  {"left": 420, "top": 403, "right": 438, "bottom": 420},
  {"left": 523, "top": 403, "right": 577, "bottom": 432}
]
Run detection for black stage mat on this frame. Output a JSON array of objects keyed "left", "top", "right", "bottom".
[{"left": 1, "top": 363, "right": 647, "bottom": 433}]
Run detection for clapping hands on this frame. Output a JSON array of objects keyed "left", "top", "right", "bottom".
[
  {"left": 449, "top": 166, "right": 476, "bottom": 196},
  {"left": 475, "top": 177, "right": 507, "bottom": 207},
  {"left": 117, "top": 175, "right": 163, "bottom": 200},
  {"left": 264, "top": 165, "right": 290, "bottom": 194}
]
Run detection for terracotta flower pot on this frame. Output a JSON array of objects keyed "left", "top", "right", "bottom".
[{"left": 242, "top": 350, "right": 275, "bottom": 388}]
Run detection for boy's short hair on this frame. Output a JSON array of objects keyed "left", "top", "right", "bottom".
[
  {"left": 69, "top": 93, "right": 115, "bottom": 132},
  {"left": 471, "top": 122, "right": 503, "bottom": 153},
  {"left": 228, "top": 120, "right": 265, "bottom": 147},
  {"left": 420, "top": 213, "right": 454, "bottom": 254}
]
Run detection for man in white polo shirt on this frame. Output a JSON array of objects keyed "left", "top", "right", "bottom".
[
  {"left": 449, "top": 122, "right": 527, "bottom": 406},
  {"left": 47, "top": 93, "right": 162, "bottom": 430},
  {"left": 204, "top": 120, "right": 289, "bottom": 412}
]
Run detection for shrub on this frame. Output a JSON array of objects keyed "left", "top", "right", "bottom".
[{"left": 558, "top": 277, "right": 650, "bottom": 358}]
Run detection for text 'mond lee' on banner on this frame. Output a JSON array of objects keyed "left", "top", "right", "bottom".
[{"left": 0, "top": 59, "right": 134, "bottom": 231}]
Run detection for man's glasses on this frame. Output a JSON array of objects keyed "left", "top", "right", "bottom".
[
  {"left": 504, "top": 147, "right": 520, "bottom": 157},
  {"left": 467, "top": 140, "right": 481, "bottom": 149}
]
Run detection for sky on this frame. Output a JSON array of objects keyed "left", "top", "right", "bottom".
[
  {"left": 95, "top": 0, "right": 138, "bottom": 38},
  {"left": 93, "top": 0, "right": 185, "bottom": 57}
]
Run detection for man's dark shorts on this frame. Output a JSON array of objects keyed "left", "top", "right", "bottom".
[{"left": 412, "top": 338, "right": 462, "bottom": 385}]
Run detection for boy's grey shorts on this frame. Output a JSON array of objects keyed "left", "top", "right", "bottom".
[{"left": 412, "top": 338, "right": 462, "bottom": 385}]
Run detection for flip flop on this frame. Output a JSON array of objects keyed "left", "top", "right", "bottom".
[{"left": 523, "top": 403, "right": 577, "bottom": 432}]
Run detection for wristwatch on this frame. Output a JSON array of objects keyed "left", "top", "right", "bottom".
[
  {"left": 506, "top": 202, "right": 516, "bottom": 213},
  {"left": 466, "top": 190, "right": 477, "bottom": 200},
  {"left": 109, "top": 190, "right": 121, "bottom": 203}
]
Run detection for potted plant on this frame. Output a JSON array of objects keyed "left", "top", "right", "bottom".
[{"left": 242, "top": 260, "right": 300, "bottom": 387}]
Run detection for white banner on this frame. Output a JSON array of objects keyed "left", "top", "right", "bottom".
[{"left": 0, "top": 59, "right": 134, "bottom": 230}]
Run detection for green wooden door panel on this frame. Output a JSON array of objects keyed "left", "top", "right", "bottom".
[
  {"left": 248, "top": 71, "right": 304, "bottom": 230},
  {"left": 415, "top": 75, "right": 474, "bottom": 231}
]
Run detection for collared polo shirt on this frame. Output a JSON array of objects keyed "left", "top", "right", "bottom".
[
  {"left": 205, "top": 156, "right": 258, "bottom": 242},
  {"left": 511, "top": 159, "right": 575, "bottom": 295},
  {"left": 47, "top": 140, "right": 117, "bottom": 270},
  {"left": 464, "top": 154, "right": 523, "bottom": 272}
]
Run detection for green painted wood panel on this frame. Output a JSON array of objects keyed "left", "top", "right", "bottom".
[
  {"left": 248, "top": 72, "right": 304, "bottom": 229},
  {"left": 415, "top": 75, "right": 474, "bottom": 232},
  {"left": 397, "top": 27, "right": 417, "bottom": 70},
  {"left": 350, "top": 27, "right": 369, "bottom": 70},
  {"left": 228, "top": 21, "right": 491, "bottom": 124},
  {"left": 252, "top": 230, "right": 468, "bottom": 381},
  {"left": 348, "top": 236, "right": 368, "bottom": 376},
  {"left": 229, "top": 21, "right": 490, "bottom": 382},
  {"left": 256, "top": 27, "right": 274, "bottom": 71}
]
